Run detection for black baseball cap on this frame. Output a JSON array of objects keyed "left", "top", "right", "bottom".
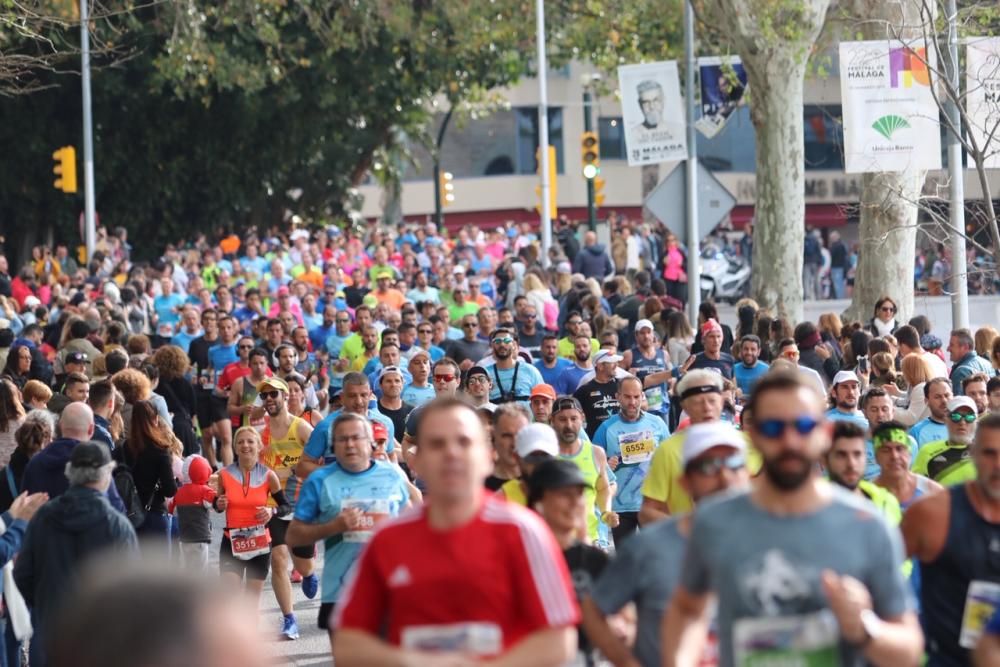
[
  {"left": 70, "top": 441, "right": 112, "bottom": 469},
  {"left": 526, "top": 459, "right": 589, "bottom": 506},
  {"left": 65, "top": 351, "right": 88, "bottom": 365},
  {"left": 465, "top": 366, "right": 489, "bottom": 382}
]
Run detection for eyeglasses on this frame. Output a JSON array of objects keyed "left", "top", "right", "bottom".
[
  {"left": 949, "top": 411, "right": 977, "bottom": 423},
  {"left": 687, "top": 453, "right": 746, "bottom": 476},
  {"left": 756, "top": 417, "right": 820, "bottom": 438},
  {"left": 434, "top": 374, "right": 457, "bottom": 383},
  {"left": 259, "top": 390, "right": 281, "bottom": 399},
  {"left": 492, "top": 337, "right": 514, "bottom": 345},
  {"left": 334, "top": 433, "right": 369, "bottom": 445}
]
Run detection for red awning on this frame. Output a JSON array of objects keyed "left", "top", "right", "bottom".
[{"left": 729, "top": 204, "right": 851, "bottom": 230}]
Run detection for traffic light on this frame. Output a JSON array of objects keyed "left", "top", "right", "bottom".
[
  {"left": 534, "top": 145, "right": 557, "bottom": 219},
  {"left": 440, "top": 171, "right": 454, "bottom": 207},
  {"left": 594, "top": 176, "right": 606, "bottom": 207},
  {"left": 581, "top": 131, "right": 600, "bottom": 179},
  {"left": 53, "top": 146, "right": 77, "bottom": 194}
]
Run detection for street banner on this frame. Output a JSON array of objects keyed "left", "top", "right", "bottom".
[
  {"left": 966, "top": 37, "right": 1000, "bottom": 169},
  {"left": 696, "top": 56, "right": 748, "bottom": 139},
  {"left": 839, "top": 40, "right": 941, "bottom": 173},
  {"left": 617, "top": 61, "right": 687, "bottom": 166}
]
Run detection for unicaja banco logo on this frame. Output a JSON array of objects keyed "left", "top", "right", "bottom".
[
  {"left": 889, "top": 47, "right": 930, "bottom": 88},
  {"left": 872, "top": 115, "right": 910, "bottom": 140}
]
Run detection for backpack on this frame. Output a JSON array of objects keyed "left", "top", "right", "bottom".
[{"left": 113, "top": 464, "right": 146, "bottom": 529}]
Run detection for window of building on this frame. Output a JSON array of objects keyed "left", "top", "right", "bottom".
[
  {"left": 515, "top": 107, "right": 564, "bottom": 174},
  {"left": 597, "top": 117, "right": 627, "bottom": 160},
  {"left": 803, "top": 105, "right": 844, "bottom": 171}
]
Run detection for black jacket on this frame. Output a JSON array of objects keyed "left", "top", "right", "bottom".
[
  {"left": 120, "top": 444, "right": 178, "bottom": 515},
  {"left": 799, "top": 347, "right": 840, "bottom": 385},
  {"left": 14, "top": 486, "right": 137, "bottom": 641},
  {"left": 0, "top": 447, "right": 30, "bottom": 513}
]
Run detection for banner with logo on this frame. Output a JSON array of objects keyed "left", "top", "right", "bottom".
[
  {"left": 966, "top": 37, "right": 1000, "bottom": 169},
  {"left": 696, "top": 56, "right": 748, "bottom": 139},
  {"left": 840, "top": 40, "right": 941, "bottom": 173},
  {"left": 618, "top": 61, "right": 687, "bottom": 166}
]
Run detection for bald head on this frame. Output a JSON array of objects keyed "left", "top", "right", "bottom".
[
  {"left": 60, "top": 402, "right": 95, "bottom": 441},
  {"left": 584, "top": 231, "right": 597, "bottom": 246}
]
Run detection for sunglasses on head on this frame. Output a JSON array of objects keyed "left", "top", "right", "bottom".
[
  {"left": 949, "top": 411, "right": 976, "bottom": 423},
  {"left": 259, "top": 390, "right": 281, "bottom": 399},
  {"left": 756, "top": 416, "right": 820, "bottom": 438},
  {"left": 434, "top": 374, "right": 456, "bottom": 383},
  {"left": 686, "top": 453, "right": 746, "bottom": 476}
]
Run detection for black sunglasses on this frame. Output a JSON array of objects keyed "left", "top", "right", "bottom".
[{"left": 259, "top": 390, "right": 281, "bottom": 399}]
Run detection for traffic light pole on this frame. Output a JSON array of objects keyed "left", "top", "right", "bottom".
[
  {"left": 80, "top": 0, "right": 97, "bottom": 260},
  {"left": 432, "top": 107, "right": 454, "bottom": 231},
  {"left": 583, "top": 88, "right": 596, "bottom": 232},
  {"left": 536, "top": 0, "right": 553, "bottom": 268}
]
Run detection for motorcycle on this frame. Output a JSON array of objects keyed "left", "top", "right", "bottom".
[{"left": 699, "top": 244, "right": 751, "bottom": 304}]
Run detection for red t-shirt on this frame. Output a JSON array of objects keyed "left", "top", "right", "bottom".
[{"left": 334, "top": 494, "right": 580, "bottom": 656}]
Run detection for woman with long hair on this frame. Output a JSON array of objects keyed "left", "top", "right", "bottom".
[
  {"left": 664, "top": 309, "right": 694, "bottom": 368},
  {"left": 867, "top": 295, "right": 900, "bottom": 337},
  {"left": 121, "top": 400, "right": 179, "bottom": 550},
  {"left": 1, "top": 344, "right": 32, "bottom": 392},
  {"left": 894, "top": 354, "right": 934, "bottom": 426},
  {"left": 975, "top": 326, "right": 999, "bottom": 361},
  {"left": 0, "top": 380, "right": 25, "bottom": 467},
  {"left": 285, "top": 374, "right": 322, "bottom": 427},
  {"left": 818, "top": 312, "right": 844, "bottom": 357},
  {"left": 150, "top": 346, "right": 199, "bottom": 456}
]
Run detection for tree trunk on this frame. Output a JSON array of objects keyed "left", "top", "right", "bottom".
[
  {"left": 701, "top": 0, "right": 831, "bottom": 322},
  {"left": 746, "top": 60, "right": 809, "bottom": 321},
  {"left": 842, "top": 0, "right": 928, "bottom": 324},
  {"left": 845, "top": 173, "right": 923, "bottom": 323}
]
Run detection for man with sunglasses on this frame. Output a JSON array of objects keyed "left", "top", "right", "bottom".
[
  {"left": 442, "top": 314, "right": 488, "bottom": 372},
  {"left": 663, "top": 370, "right": 922, "bottom": 667},
  {"left": 515, "top": 305, "right": 544, "bottom": 357},
  {"left": 902, "top": 413, "right": 1000, "bottom": 667},
  {"left": 583, "top": 422, "right": 749, "bottom": 667},
  {"left": 592, "top": 375, "right": 671, "bottom": 546},
  {"left": 400, "top": 358, "right": 463, "bottom": 454},
  {"left": 413, "top": 322, "right": 445, "bottom": 362},
  {"left": 912, "top": 396, "right": 980, "bottom": 486},
  {"left": 256, "top": 376, "right": 318, "bottom": 639},
  {"left": 481, "top": 328, "right": 542, "bottom": 407}
]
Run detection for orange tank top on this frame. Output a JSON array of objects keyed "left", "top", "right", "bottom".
[{"left": 220, "top": 463, "right": 272, "bottom": 534}]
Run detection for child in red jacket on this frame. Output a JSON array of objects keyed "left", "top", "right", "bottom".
[{"left": 168, "top": 455, "right": 216, "bottom": 568}]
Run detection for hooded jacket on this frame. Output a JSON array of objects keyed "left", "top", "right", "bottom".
[
  {"left": 14, "top": 485, "right": 137, "bottom": 640},
  {"left": 572, "top": 243, "right": 614, "bottom": 280}
]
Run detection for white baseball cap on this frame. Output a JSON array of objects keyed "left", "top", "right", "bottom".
[
  {"left": 514, "top": 423, "right": 559, "bottom": 459},
  {"left": 634, "top": 319, "right": 654, "bottom": 333},
  {"left": 832, "top": 370, "right": 860, "bottom": 386},
  {"left": 682, "top": 422, "right": 746, "bottom": 467},
  {"left": 594, "top": 350, "right": 624, "bottom": 365},
  {"left": 947, "top": 396, "right": 978, "bottom": 414}
]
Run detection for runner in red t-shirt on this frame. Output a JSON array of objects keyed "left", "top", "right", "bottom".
[{"left": 333, "top": 396, "right": 579, "bottom": 666}]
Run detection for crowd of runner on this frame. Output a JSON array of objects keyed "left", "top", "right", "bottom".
[{"left": 0, "top": 220, "right": 997, "bottom": 666}]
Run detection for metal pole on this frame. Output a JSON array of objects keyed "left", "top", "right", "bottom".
[
  {"left": 684, "top": 0, "right": 701, "bottom": 322},
  {"left": 945, "top": 0, "right": 968, "bottom": 329},
  {"left": 536, "top": 0, "right": 552, "bottom": 269},
  {"left": 433, "top": 108, "right": 454, "bottom": 231},
  {"left": 80, "top": 0, "right": 97, "bottom": 261},
  {"left": 583, "top": 87, "right": 597, "bottom": 231}
]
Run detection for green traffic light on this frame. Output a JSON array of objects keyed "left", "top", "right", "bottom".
[{"left": 582, "top": 164, "right": 599, "bottom": 179}]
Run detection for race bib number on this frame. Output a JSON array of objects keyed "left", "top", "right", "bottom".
[
  {"left": 342, "top": 498, "right": 391, "bottom": 542},
  {"left": 230, "top": 525, "right": 269, "bottom": 561},
  {"left": 645, "top": 386, "right": 665, "bottom": 411},
  {"left": 960, "top": 580, "right": 1000, "bottom": 648},
  {"left": 733, "top": 609, "right": 839, "bottom": 667},
  {"left": 619, "top": 430, "right": 656, "bottom": 465},
  {"left": 401, "top": 622, "right": 502, "bottom": 656}
]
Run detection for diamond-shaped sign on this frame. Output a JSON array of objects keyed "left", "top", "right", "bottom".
[{"left": 643, "top": 161, "right": 736, "bottom": 240}]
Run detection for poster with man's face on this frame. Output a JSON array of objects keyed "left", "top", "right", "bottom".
[{"left": 617, "top": 61, "right": 687, "bottom": 166}]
